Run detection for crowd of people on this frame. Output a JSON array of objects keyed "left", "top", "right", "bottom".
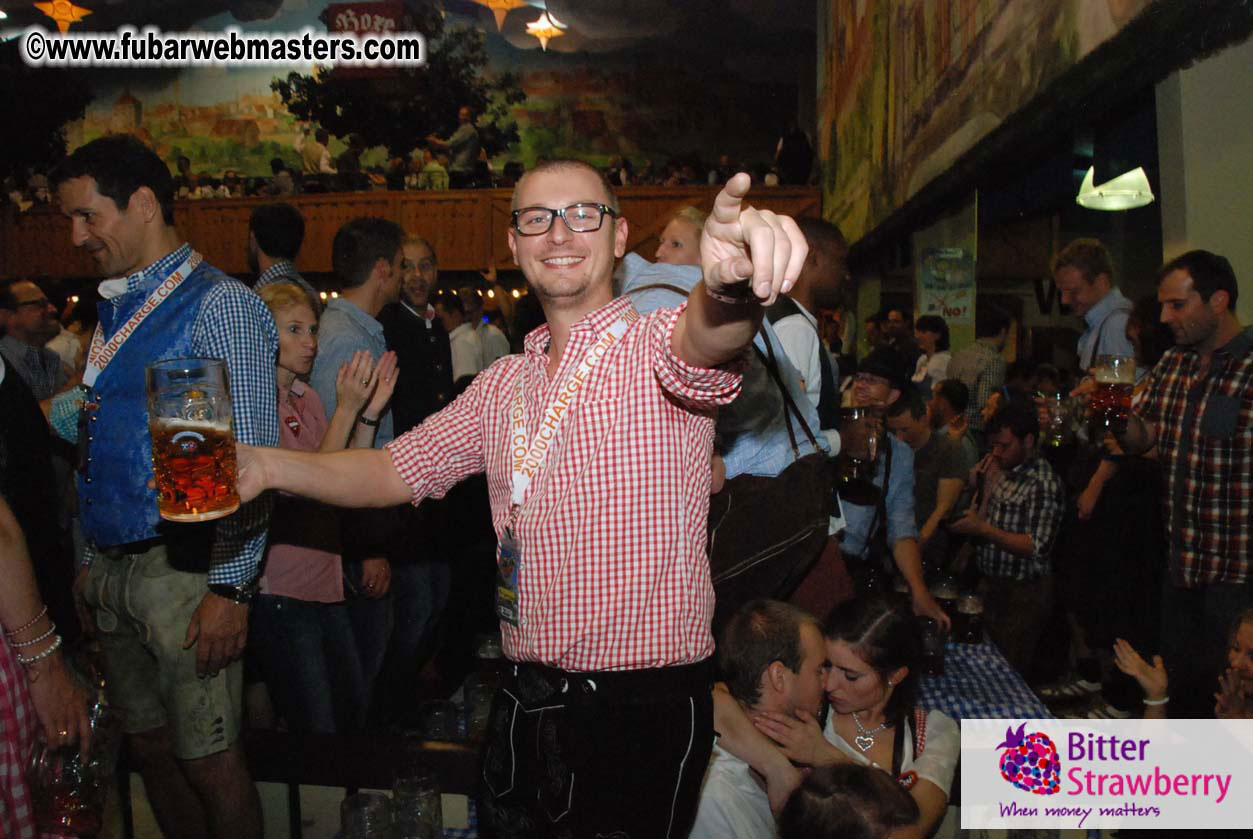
[{"left": 0, "top": 130, "right": 1250, "bottom": 839}]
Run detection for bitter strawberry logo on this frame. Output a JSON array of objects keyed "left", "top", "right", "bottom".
[{"left": 997, "top": 723, "right": 1061, "bottom": 795}]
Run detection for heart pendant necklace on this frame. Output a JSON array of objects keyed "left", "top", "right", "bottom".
[{"left": 851, "top": 711, "right": 889, "bottom": 753}]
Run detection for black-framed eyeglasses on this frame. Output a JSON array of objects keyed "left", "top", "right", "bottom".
[{"left": 511, "top": 203, "right": 618, "bottom": 236}]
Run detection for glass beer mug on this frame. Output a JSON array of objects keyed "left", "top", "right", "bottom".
[
  {"left": 146, "top": 358, "right": 240, "bottom": 522},
  {"left": 1090, "top": 354, "right": 1135, "bottom": 436}
]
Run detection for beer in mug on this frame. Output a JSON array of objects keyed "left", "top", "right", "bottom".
[
  {"left": 146, "top": 358, "right": 240, "bottom": 522},
  {"left": 1090, "top": 354, "right": 1135, "bottom": 436}
]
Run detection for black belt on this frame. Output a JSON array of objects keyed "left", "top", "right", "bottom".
[
  {"left": 508, "top": 658, "right": 714, "bottom": 705},
  {"left": 99, "top": 536, "right": 165, "bottom": 559}
]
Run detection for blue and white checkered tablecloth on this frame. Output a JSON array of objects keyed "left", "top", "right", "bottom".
[
  {"left": 920, "top": 641, "right": 1052, "bottom": 721},
  {"left": 445, "top": 798, "right": 476, "bottom": 839}
]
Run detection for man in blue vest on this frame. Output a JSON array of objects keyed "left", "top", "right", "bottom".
[{"left": 51, "top": 135, "right": 276, "bottom": 839}]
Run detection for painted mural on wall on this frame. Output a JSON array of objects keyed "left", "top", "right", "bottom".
[
  {"left": 818, "top": 0, "right": 1153, "bottom": 242},
  {"left": 65, "top": 0, "right": 796, "bottom": 179}
]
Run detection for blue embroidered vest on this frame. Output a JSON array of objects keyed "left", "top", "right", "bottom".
[{"left": 79, "top": 260, "right": 231, "bottom": 548}]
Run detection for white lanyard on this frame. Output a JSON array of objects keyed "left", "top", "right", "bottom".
[
  {"left": 508, "top": 310, "right": 637, "bottom": 511},
  {"left": 82, "top": 251, "right": 201, "bottom": 387}
]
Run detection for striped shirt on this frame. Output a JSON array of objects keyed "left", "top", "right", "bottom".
[
  {"left": 1135, "top": 327, "right": 1253, "bottom": 587},
  {"left": 386, "top": 296, "right": 742, "bottom": 671}
]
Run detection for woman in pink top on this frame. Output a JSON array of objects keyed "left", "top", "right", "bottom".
[{"left": 249, "top": 281, "right": 397, "bottom": 733}]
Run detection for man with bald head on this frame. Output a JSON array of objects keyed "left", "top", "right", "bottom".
[{"left": 234, "top": 160, "right": 807, "bottom": 837}]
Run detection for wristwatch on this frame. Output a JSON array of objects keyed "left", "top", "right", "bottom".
[{"left": 208, "top": 578, "right": 260, "bottom": 604}]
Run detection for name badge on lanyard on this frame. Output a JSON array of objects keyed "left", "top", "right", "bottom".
[
  {"left": 76, "top": 252, "right": 200, "bottom": 474},
  {"left": 495, "top": 309, "right": 637, "bottom": 625}
]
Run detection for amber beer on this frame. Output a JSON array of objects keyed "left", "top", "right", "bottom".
[
  {"left": 150, "top": 420, "right": 240, "bottom": 521},
  {"left": 146, "top": 358, "right": 239, "bottom": 522},
  {"left": 1091, "top": 354, "right": 1135, "bottom": 435}
]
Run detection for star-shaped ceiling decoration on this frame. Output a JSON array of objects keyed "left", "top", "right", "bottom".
[{"left": 35, "top": 0, "right": 93, "bottom": 33}]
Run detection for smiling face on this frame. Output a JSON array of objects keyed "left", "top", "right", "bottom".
[
  {"left": 401, "top": 240, "right": 436, "bottom": 309},
  {"left": 275, "top": 303, "right": 318, "bottom": 378},
  {"left": 824, "top": 639, "right": 892, "bottom": 716},
  {"left": 654, "top": 217, "right": 701, "bottom": 266},
  {"left": 507, "top": 165, "right": 627, "bottom": 309},
  {"left": 1054, "top": 265, "right": 1108, "bottom": 319},
  {"left": 1, "top": 280, "right": 60, "bottom": 344},
  {"left": 57, "top": 175, "right": 151, "bottom": 278}
]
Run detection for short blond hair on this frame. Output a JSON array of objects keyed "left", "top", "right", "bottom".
[
  {"left": 669, "top": 205, "right": 707, "bottom": 229},
  {"left": 257, "top": 281, "right": 315, "bottom": 316}
]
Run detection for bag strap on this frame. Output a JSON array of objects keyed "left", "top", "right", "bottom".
[
  {"left": 626, "top": 282, "right": 822, "bottom": 455},
  {"left": 855, "top": 432, "right": 893, "bottom": 562}
]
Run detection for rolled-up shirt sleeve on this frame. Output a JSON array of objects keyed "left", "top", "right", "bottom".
[
  {"left": 885, "top": 438, "right": 920, "bottom": 547},
  {"left": 648, "top": 305, "right": 743, "bottom": 411},
  {"left": 194, "top": 282, "right": 279, "bottom": 585}
]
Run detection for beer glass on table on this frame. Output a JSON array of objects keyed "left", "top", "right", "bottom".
[
  {"left": 146, "top": 358, "right": 240, "bottom": 522},
  {"left": 1090, "top": 354, "right": 1135, "bottom": 437}
]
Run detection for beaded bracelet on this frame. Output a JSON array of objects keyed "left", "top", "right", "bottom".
[
  {"left": 16, "top": 634, "right": 63, "bottom": 667},
  {"left": 1143, "top": 695, "right": 1170, "bottom": 706},
  {"left": 4, "top": 605, "right": 48, "bottom": 638},
  {"left": 11, "top": 622, "right": 56, "bottom": 648}
]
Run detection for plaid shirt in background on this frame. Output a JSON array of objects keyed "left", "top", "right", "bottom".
[
  {"left": 1135, "top": 327, "right": 1253, "bottom": 588},
  {"left": 946, "top": 338, "right": 1007, "bottom": 434},
  {"left": 975, "top": 455, "right": 1064, "bottom": 581}
]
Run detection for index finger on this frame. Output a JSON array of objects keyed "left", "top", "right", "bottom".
[{"left": 708, "top": 172, "right": 753, "bottom": 227}]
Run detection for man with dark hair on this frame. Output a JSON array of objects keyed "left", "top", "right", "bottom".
[
  {"left": 309, "top": 217, "right": 405, "bottom": 706},
  {"left": 691, "top": 600, "right": 826, "bottom": 839},
  {"left": 434, "top": 290, "right": 482, "bottom": 384},
  {"left": 459, "top": 284, "right": 511, "bottom": 369},
  {"left": 887, "top": 386, "right": 973, "bottom": 572},
  {"left": 301, "top": 128, "right": 334, "bottom": 176},
  {"left": 249, "top": 203, "right": 318, "bottom": 310},
  {"left": 949, "top": 400, "right": 1064, "bottom": 674},
  {"left": 768, "top": 216, "right": 850, "bottom": 452},
  {"left": 267, "top": 157, "right": 295, "bottom": 196},
  {"left": 885, "top": 307, "right": 922, "bottom": 369},
  {"left": 829, "top": 347, "right": 948, "bottom": 627},
  {"left": 1114, "top": 249, "right": 1250, "bottom": 718},
  {"left": 0, "top": 278, "right": 66, "bottom": 400},
  {"left": 946, "top": 302, "right": 1009, "bottom": 437},
  {"left": 50, "top": 133, "right": 275, "bottom": 838},
  {"left": 863, "top": 310, "right": 886, "bottom": 356},
  {"left": 929, "top": 378, "right": 978, "bottom": 480},
  {"left": 232, "top": 161, "right": 807, "bottom": 838}
]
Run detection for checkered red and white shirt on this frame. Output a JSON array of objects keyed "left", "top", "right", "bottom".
[
  {"left": 387, "top": 296, "right": 742, "bottom": 671},
  {"left": 1135, "top": 327, "right": 1253, "bottom": 587},
  {"left": 1, "top": 636, "right": 40, "bottom": 839}
]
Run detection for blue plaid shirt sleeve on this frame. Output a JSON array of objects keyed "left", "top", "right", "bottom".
[
  {"left": 1025, "top": 465, "right": 1065, "bottom": 566},
  {"left": 193, "top": 280, "right": 279, "bottom": 585}
]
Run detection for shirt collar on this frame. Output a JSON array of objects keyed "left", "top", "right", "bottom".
[
  {"left": 400, "top": 300, "right": 434, "bottom": 322},
  {"left": 1083, "top": 286, "right": 1128, "bottom": 329},
  {"left": 1215, "top": 325, "right": 1253, "bottom": 359},
  {"left": 326, "top": 296, "right": 384, "bottom": 338},
  {"left": 98, "top": 243, "right": 193, "bottom": 301},
  {"left": 522, "top": 295, "right": 638, "bottom": 359},
  {"left": 258, "top": 259, "right": 296, "bottom": 286}
]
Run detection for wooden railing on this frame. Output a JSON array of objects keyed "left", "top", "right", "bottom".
[{"left": 1, "top": 186, "right": 821, "bottom": 281}]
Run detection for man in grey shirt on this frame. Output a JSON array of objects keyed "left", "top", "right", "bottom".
[
  {"left": 309, "top": 218, "right": 405, "bottom": 707},
  {"left": 427, "top": 105, "right": 481, "bottom": 188}
]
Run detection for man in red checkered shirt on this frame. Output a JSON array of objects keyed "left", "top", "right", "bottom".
[
  {"left": 1116, "top": 250, "right": 1251, "bottom": 719},
  {"left": 236, "top": 160, "right": 808, "bottom": 838}
]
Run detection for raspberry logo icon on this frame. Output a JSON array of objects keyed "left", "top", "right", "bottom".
[{"left": 997, "top": 723, "right": 1061, "bottom": 795}]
